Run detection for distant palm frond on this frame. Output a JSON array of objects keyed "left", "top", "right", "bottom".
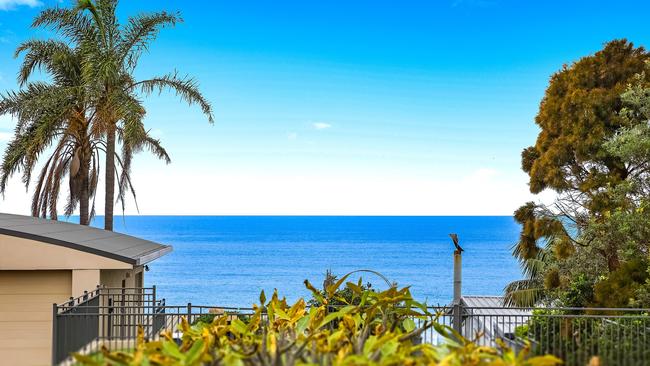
[{"left": 503, "top": 279, "right": 545, "bottom": 307}]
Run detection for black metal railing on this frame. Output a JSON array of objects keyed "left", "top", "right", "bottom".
[
  {"left": 52, "top": 286, "right": 164, "bottom": 365},
  {"left": 52, "top": 288, "right": 257, "bottom": 365},
  {"left": 448, "top": 305, "right": 650, "bottom": 366},
  {"left": 53, "top": 294, "right": 650, "bottom": 366},
  {"left": 52, "top": 289, "right": 101, "bottom": 365}
]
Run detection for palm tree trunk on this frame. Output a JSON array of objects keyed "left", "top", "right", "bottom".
[
  {"left": 78, "top": 145, "right": 91, "bottom": 226},
  {"left": 79, "top": 174, "right": 89, "bottom": 225},
  {"left": 104, "top": 127, "right": 116, "bottom": 231}
]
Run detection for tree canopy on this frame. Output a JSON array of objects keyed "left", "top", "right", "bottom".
[
  {"left": 524, "top": 40, "right": 649, "bottom": 200},
  {"left": 507, "top": 40, "right": 650, "bottom": 307}
]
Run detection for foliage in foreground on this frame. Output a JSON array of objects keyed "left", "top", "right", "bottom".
[{"left": 75, "top": 275, "right": 561, "bottom": 366}]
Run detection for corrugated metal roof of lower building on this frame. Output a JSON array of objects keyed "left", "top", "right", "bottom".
[
  {"left": 460, "top": 295, "right": 532, "bottom": 316},
  {"left": 0, "top": 213, "right": 172, "bottom": 265}
]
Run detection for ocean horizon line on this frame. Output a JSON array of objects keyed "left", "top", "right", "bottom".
[{"left": 64, "top": 214, "right": 517, "bottom": 218}]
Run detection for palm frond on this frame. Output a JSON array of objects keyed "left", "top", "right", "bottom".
[
  {"left": 104, "top": 150, "right": 138, "bottom": 218},
  {"left": 49, "top": 155, "right": 69, "bottom": 219},
  {"left": 130, "top": 72, "right": 214, "bottom": 123},
  {"left": 119, "top": 11, "right": 181, "bottom": 70},
  {"left": 520, "top": 254, "right": 548, "bottom": 279},
  {"left": 32, "top": 7, "right": 95, "bottom": 43},
  {"left": 31, "top": 153, "right": 55, "bottom": 216},
  {"left": 14, "top": 40, "right": 74, "bottom": 86},
  {"left": 0, "top": 115, "right": 65, "bottom": 194},
  {"left": 503, "top": 279, "right": 545, "bottom": 307}
]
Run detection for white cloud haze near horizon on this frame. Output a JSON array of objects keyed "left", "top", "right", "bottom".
[{"left": 0, "top": 160, "right": 553, "bottom": 216}]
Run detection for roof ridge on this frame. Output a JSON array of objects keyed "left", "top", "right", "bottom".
[{"left": 462, "top": 295, "right": 504, "bottom": 298}]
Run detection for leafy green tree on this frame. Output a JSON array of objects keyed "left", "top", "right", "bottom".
[
  {"left": 522, "top": 40, "right": 648, "bottom": 199},
  {"left": 593, "top": 258, "right": 649, "bottom": 308},
  {"left": 507, "top": 40, "right": 650, "bottom": 306}
]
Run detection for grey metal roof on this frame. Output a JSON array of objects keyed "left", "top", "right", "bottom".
[
  {"left": 460, "top": 295, "right": 531, "bottom": 316},
  {"left": 0, "top": 213, "right": 172, "bottom": 266},
  {"left": 459, "top": 296, "right": 531, "bottom": 339}
]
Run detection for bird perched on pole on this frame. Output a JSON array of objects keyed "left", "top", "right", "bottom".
[{"left": 449, "top": 233, "right": 463, "bottom": 254}]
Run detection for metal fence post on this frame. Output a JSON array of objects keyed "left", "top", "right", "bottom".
[
  {"left": 452, "top": 302, "right": 462, "bottom": 336},
  {"left": 108, "top": 298, "right": 113, "bottom": 339},
  {"left": 187, "top": 302, "right": 192, "bottom": 324},
  {"left": 150, "top": 285, "right": 157, "bottom": 337},
  {"left": 51, "top": 303, "right": 58, "bottom": 366}
]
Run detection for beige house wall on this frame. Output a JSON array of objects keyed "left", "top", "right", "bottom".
[
  {"left": 0, "top": 234, "right": 144, "bottom": 365},
  {"left": 0, "top": 270, "right": 72, "bottom": 366},
  {"left": 100, "top": 266, "right": 144, "bottom": 289},
  {"left": 0, "top": 234, "right": 132, "bottom": 270},
  {"left": 72, "top": 269, "right": 101, "bottom": 297}
]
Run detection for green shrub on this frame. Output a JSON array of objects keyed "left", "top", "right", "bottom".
[
  {"left": 75, "top": 273, "right": 561, "bottom": 366},
  {"left": 308, "top": 270, "right": 375, "bottom": 308},
  {"left": 192, "top": 312, "right": 251, "bottom": 326},
  {"left": 191, "top": 314, "right": 217, "bottom": 326}
]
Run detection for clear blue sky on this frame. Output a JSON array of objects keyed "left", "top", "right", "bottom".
[{"left": 0, "top": 0, "right": 649, "bottom": 215}]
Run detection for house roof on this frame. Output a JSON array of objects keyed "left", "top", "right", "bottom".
[
  {"left": 0, "top": 213, "right": 172, "bottom": 266},
  {"left": 460, "top": 295, "right": 531, "bottom": 316}
]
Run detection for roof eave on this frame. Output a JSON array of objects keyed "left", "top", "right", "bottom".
[{"left": 136, "top": 245, "right": 173, "bottom": 266}]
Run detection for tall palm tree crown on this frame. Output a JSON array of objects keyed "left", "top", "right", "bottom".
[{"left": 74, "top": 0, "right": 214, "bottom": 230}]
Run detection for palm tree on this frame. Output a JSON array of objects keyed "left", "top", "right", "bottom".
[
  {"left": 0, "top": 40, "right": 99, "bottom": 224},
  {"left": 1, "top": 7, "right": 174, "bottom": 225},
  {"left": 73, "top": 0, "right": 214, "bottom": 230},
  {"left": 503, "top": 252, "right": 548, "bottom": 307},
  {"left": 504, "top": 203, "right": 579, "bottom": 306}
]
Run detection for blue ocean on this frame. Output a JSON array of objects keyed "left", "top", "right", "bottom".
[{"left": 89, "top": 216, "right": 522, "bottom": 307}]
